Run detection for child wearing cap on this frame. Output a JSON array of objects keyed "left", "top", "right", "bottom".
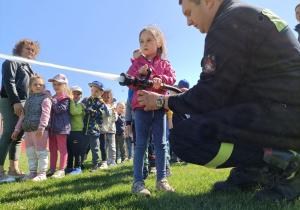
[
  {"left": 80, "top": 81, "right": 105, "bottom": 172},
  {"left": 65, "top": 86, "right": 86, "bottom": 175},
  {"left": 46, "top": 73, "right": 72, "bottom": 178}
]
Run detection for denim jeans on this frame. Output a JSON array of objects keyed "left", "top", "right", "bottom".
[
  {"left": 125, "top": 137, "right": 133, "bottom": 158},
  {"left": 133, "top": 109, "right": 166, "bottom": 183}
]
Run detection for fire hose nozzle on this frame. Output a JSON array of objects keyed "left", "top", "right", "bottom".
[{"left": 119, "top": 73, "right": 135, "bottom": 86}]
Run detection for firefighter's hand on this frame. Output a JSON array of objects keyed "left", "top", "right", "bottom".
[{"left": 137, "top": 90, "right": 161, "bottom": 111}]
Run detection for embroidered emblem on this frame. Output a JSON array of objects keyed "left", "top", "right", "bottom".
[{"left": 202, "top": 54, "right": 216, "bottom": 73}]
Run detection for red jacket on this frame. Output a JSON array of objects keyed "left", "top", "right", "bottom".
[{"left": 127, "top": 55, "right": 176, "bottom": 110}]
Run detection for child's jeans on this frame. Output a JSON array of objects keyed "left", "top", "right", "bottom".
[
  {"left": 106, "top": 133, "right": 116, "bottom": 163},
  {"left": 81, "top": 135, "right": 100, "bottom": 166},
  {"left": 99, "top": 134, "right": 107, "bottom": 162},
  {"left": 133, "top": 109, "right": 166, "bottom": 183},
  {"left": 116, "top": 134, "right": 126, "bottom": 161},
  {"left": 125, "top": 137, "right": 133, "bottom": 159},
  {"left": 49, "top": 134, "right": 68, "bottom": 170}
]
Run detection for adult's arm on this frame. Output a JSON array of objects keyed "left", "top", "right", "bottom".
[{"left": 2, "top": 61, "right": 20, "bottom": 104}]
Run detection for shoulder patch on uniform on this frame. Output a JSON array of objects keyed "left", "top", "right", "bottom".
[
  {"left": 202, "top": 54, "right": 216, "bottom": 74},
  {"left": 262, "top": 9, "right": 288, "bottom": 32}
]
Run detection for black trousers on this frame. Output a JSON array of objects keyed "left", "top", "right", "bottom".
[
  {"left": 169, "top": 102, "right": 300, "bottom": 168},
  {"left": 67, "top": 131, "right": 85, "bottom": 168}
]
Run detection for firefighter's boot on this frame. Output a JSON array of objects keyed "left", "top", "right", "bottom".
[
  {"left": 213, "top": 166, "right": 271, "bottom": 191},
  {"left": 254, "top": 149, "right": 300, "bottom": 202}
]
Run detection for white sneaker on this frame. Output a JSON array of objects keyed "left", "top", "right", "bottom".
[
  {"left": 99, "top": 163, "right": 108, "bottom": 169},
  {"left": 32, "top": 174, "right": 47, "bottom": 182},
  {"left": 0, "top": 170, "right": 16, "bottom": 183},
  {"left": 117, "top": 159, "right": 121, "bottom": 164},
  {"left": 131, "top": 181, "right": 151, "bottom": 197},
  {"left": 110, "top": 162, "right": 117, "bottom": 167},
  {"left": 51, "top": 170, "right": 65, "bottom": 178}
]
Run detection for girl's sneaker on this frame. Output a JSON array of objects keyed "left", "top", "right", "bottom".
[
  {"left": 51, "top": 170, "right": 65, "bottom": 178},
  {"left": 131, "top": 181, "right": 151, "bottom": 197},
  {"left": 99, "top": 163, "right": 108, "bottom": 169},
  {"left": 156, "top": 179, "right": 175, "bottom": 192},
  {"left": 46, "top": 168, "right": 56, "bottom": 176},
  {"left": 70, "top": 168, "right": 82, "bottom": 175},
  {"left": 20, "top": 172, "right": 37, "bottom": 181},
  {"left": 65, "top": 168, "right": 74, "bottom": 174},
  {"left": 32, "top": 174, "right": 47, "bottom": 182},
  {"left": 149, "top": 167, "right": 157, "bottom": 174},
  {"left": 109, "top": 162, "right": 117, "bottom": 167}
]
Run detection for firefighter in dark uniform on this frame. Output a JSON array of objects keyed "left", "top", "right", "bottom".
[{"left": 137, "top": 0, "right": 300, "bottom": 203}]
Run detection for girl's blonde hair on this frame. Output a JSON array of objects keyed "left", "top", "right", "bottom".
[
  {"left": 139, "top": 25, "right": 167, "bottom": 59},
  {"left": 29, "top": 73, "right": 45, "bottom": 93}
]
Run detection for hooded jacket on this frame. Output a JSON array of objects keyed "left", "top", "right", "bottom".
[
  {"left": 51, "top": 92, "right": 71, "bottom": 135},
  {"left": 127, "top": 55, "right": 176, "bottom": 110}
]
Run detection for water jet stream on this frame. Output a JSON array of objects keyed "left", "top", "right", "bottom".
[{"left": 0, "top": 53, "right": 125, "bottom": 83}]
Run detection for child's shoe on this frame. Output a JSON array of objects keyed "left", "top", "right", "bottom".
[
  {"left": 109, "top": 162, "right": 117, "bottom": 167},
  {"left": 156, "top": 179, "right": 175, "bottom": 192},
  {"left": 70, "top": 168, "right": 82, "bottom": 175},
  {"left": 32, "top": 173, "right": 47, "bottom": 182},
  {"left": 7, "top": 167, "right": 26, "bottom": 178},
  {"left": 90, "top": 165, "right": 99, "bottom": 172},
  {"left": 99, "top": 163, "right": 108, "bottom": 169},
  {"left": 0, "top": 170, "right": 16, "bottom": 183},
  {"left": 149, "top": 167, "right": 157, "bottom": 174},
  {"left": 65, "top": 168, "right": 74, "bottom": 174},
  {"left": 117, "top": 158, "right": 121, "bottom": 164},
  {"left": 131, "top": 181, "right": 151, "bottom": 197},
  {"left": 51, "top": 170, "right": 65, "bottom": 178},
  {"left": 20, "top": 172, "right": 37, "bottom": 181},
  {"left": 46, "top": 168, "right": 56, "bottom": 176}
]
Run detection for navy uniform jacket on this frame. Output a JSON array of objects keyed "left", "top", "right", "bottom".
[
  {"left": 168, "top": 0, "right": 300, "bottom": 150},
  {"left": 169, "top": 0, "right": 300, "bottom": 115}
]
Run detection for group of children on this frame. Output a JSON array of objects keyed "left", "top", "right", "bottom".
[
  {"left": 11, "top": 73, "right": 128, "bottom": 182},
  {"left": 9, "top": 25, "right": 190, "bottom": 197}
]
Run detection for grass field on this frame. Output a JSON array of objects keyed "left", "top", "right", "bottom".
[{"left": 1, "top": 152, "right": 300, "bottom": 210}]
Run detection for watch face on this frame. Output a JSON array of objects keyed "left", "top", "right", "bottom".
[
  {"left": 156, "top": 96, "right": 164, "bottom": 108},
  {"left": 157, "top": 99, "right": 163, "bottom": 107}
]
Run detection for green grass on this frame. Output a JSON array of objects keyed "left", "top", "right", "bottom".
[{"left": 1, "top": 152, "right": 300, "bottom": 210}]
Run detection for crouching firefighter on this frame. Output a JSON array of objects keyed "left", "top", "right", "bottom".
[{"left": 136, "top": 0, "right": 300, "bottom": 203}]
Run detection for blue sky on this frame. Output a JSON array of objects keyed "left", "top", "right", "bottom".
[{"left": 0, "top": 0, "right": 298, "bottom": 103}]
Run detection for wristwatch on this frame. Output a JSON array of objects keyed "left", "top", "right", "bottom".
[{"left": 156, "top": 95, "right": 165, "bottom": 108}]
